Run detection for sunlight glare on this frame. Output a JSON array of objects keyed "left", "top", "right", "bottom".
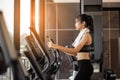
[
  {"left": 20, "top": 0, "right": 30, "bottom": 35},
  {"left": 35, "top": 0, "right": 39, "bottom": 33}
]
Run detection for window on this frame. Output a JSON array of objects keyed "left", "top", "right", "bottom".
[
  {"left": 0, "top": 0, "right": 14, "bottom": 41},
  {"left": 20, "top": 0, "right": 30, "bottom": 53}
]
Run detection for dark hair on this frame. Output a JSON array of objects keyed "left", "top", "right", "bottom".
[{"left": 76, "top": 14, "right": 94, "bottom": 32}]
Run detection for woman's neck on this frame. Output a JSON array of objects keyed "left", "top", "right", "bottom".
[{"left": 80, "top": 27, "right": 86, "bottom": 32}]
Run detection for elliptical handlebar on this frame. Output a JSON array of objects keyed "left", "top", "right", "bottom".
[
  {"left": 46, "top": 36, "right": 54, "bottom": 43},
  {"left": 46, "top": 36, "right": 61, "bottom": 73}
]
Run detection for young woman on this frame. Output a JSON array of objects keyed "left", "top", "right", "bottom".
[{"left": 48, "top": 14, "right": 94, "bottom": 80}]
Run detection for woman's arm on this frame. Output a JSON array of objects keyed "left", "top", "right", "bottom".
[
  {"left": 48, "top": 33, "right": 89, "bottom": 56},
  {"left": 48, "top": 43, "right": 77, "bottom": 56}
]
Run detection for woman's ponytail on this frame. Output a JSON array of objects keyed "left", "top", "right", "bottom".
[
  {"left": 87, "top": 15, "right": 94, "bottom": 32},
  {"left": 76, "top": 14, "right": 94, "bottom": 32}
]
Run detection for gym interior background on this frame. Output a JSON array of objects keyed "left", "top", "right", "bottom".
[{"left": 0, "top": 0, "right": 120, "bottom": 80}]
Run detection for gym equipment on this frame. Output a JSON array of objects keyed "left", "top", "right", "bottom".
[
  {"left": 0, "top": 45, "right": 7, "bottom": 74},
  {"left": 104, "top": 69, "right": 117, "bottom": 80},
  {"left": 0, "top": 11, "right": 32, "bottom": 80},
  {"left": 24, "top": 27, "right": 61, "bottom": 80}
]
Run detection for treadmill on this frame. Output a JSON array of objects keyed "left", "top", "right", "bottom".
[{"left": 24, "top": 27, "right": 61, "bottom": 80}]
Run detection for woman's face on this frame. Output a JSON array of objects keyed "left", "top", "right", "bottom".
[{"left": 75, "top": 19, "right": 82, "bottom": 30}]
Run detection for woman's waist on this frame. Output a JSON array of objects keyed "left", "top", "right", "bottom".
[{"left": 76, "top": 52, "right": 90, "bottom": 60}]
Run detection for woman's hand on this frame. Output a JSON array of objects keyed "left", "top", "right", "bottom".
[{"left": 47, "top": 42, "right": 57, "bottom": 49}]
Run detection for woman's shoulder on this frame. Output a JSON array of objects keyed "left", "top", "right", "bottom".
[
  {"left": 83, "top": 32, "right": 91, "bottom": 37},
  {"left": 82, "top": 32, "right": 92, "bottom": 41}
]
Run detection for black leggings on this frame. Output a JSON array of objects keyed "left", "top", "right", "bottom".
[{"left": 74, "top": 60, "right": 93, "bottom": 80}]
